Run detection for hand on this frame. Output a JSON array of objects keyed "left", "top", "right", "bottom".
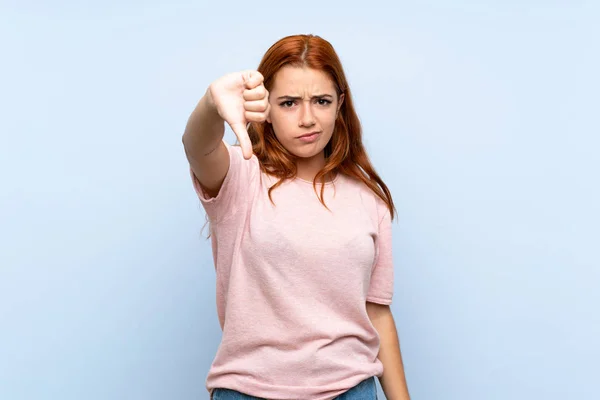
[{"left": 207, "top": 70, "right": 270, "bottom": 160}]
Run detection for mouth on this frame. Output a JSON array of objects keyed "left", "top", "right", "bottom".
[{"left": 297, "top": 131, "right": 321, "bottom": 139}]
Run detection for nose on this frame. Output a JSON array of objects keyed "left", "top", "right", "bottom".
[{"left": 298, "top": 101, "right": 316, "bottom": 127}]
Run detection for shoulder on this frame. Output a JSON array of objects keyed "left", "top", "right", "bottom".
[
  {"left": 225, "top": 142, "right": 261, "bottom": 178},
  {"left": 227, "top": 142, "right": 259, "bottom": 166},
  {"left": 340, "top": 173, "right": 390, "bottom": 222}
]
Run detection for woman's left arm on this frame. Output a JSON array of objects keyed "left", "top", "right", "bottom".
[{"left": 366, "top": 302, "right": 411, "bottom": 400}]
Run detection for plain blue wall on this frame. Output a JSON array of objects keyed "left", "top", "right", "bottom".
[{"left": 1, "top": 1, "right": 598, "bottom": 399}]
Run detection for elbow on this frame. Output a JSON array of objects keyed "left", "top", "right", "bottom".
[{"left": 366, "top": 301, "right": 392, "bottom": 322}]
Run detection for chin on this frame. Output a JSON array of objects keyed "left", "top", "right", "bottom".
[{"left": 289, "top": 145, "right": 326, "bottom": 159}]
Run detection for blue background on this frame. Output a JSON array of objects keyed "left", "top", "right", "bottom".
[{"left": 1, "top": 1, "right": 598, "bottom": 399}]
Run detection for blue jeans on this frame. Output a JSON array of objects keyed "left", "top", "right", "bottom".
[{"left": 212, "top": 376, "right": 377, "bottom": 399}]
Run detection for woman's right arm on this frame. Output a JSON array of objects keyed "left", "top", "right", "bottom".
[
  {"left": 181, "top": 70, "right": 269, "bottom": 199},
  {"left": 182, "top": 90, "right": 228, "bottom": 199}
]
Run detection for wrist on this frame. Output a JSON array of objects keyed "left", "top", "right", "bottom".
[
  {"left": 199, "top": 88, "right": 222, "bottom": 124},
  {"left": 203, "top": 86, "right": 217, "bottom": 109}
]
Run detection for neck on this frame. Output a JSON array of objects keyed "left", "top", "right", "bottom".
[{"left": 295, "top": 151, "right": 335, "bottom": 182}]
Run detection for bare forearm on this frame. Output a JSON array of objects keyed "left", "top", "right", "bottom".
[
  {"left": 182, "top": 90, "right": 225, "bottom": 159},
  {"left": 367, "top": 303, "right": 410, "bottom": 400}
]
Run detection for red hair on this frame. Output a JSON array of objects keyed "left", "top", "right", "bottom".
[{"left": 247, "top": 34, "right": 396, "bottom": 220}]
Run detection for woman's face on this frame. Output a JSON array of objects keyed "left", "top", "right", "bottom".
[{"left": 267, "top": 66, "right": 344, "bottom": 159}]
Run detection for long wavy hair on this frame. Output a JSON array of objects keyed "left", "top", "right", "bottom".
[
  {"left": 248, "top": 34, "right": 396, "bottom": 218},
  {"left": 203, "top": 34, "right": 396, "bottom": 238}
]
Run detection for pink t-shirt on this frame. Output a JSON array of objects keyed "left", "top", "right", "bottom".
[{"left": 190, "top": 140, "right": 394, "bottom": 400}]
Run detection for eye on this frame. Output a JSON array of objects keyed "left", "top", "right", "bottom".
[
  {"left": 280, "top": 100, "right": 295, "bottom": 108},
  {"left": 317, "top": 99, "right": 332, "bottom": 106}
]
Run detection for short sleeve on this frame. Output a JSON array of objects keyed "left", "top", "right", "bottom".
[
  {"left": 366, "top": 202, "right": 394, "bottom": 305},
  {"left": 189, "top": 139, "right": 259, "bottom": 224}
]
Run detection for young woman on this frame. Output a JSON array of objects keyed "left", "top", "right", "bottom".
[{"left": 182, "top": 34, "right": 410, "bottom": 400}]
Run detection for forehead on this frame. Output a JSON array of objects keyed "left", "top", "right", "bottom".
[{"left": 271, "top": 66, "right": 336, "bottom": 94}]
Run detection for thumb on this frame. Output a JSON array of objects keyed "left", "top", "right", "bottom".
[{"left": 229, "top": 122, "right": 253, "bottom": 160}]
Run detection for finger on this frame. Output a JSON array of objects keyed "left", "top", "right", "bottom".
[
  {"left": 243, "top": 71, "right": 264, "bottom": 90},
  {"left": 244, "top": 110, "right": 268, "bottom": 123},
  {"left": 243, "top": 85, "right": 267, "bottom": 101},
  {"left": 229, "top": 122, "right": 253, "bottom": 160},
  {"left": 244, "top": 99, "right": 269, "bottom": 112}
]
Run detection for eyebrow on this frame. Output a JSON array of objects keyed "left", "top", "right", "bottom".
[{"left": 276, "top": 94, "right": 334, "bottom": 100}]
